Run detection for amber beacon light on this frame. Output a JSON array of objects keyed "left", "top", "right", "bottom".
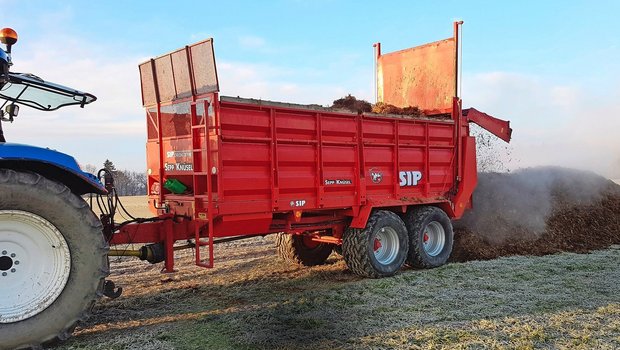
[{"left": 0, "top": 28, "right": 18, "bottom": 49}]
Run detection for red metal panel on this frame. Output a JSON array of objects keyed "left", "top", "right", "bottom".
[
  {"left": 398, "top": 146, "right": 426, "bottom": 199},
  {"left": 399, "top": 123, "right": 426, "bottom": 144},
  {"left": 428, "top": 148, "right": 456, "bottom": 193},
  {"left": 214, "top": 213, "right": 272, "bottom": 236},
  {"left": 364, "top": 145, "right": 396, "bottom": 199},
  {"left": 452, "top": 136, "right": 478, "bottom": 218},
  {"left": 220, "top": 105, "right": 270, "bottom": 139},
  {"left": 377, "top": 38, "right": 456, "bottom": 114},
  {"left": 275, "top": 111, "right": 317, "bottom": 142},
  {"left": 429, "top": 124, "right": 456, "bottom": 146},
  {"left": 463, "top": 108, "right": 512, "bottom": 142},
  {"left": 219, "top": 141, "right": 271, "bottom": 201},
  {"left": 159, "top": 102, "right": 191, "bottom": 137},
  {"left": 321, "top": 115, "right": 357, "bottom": 143},
  {"left": 363, "top": 119, "right": 397, "bottom": 144},
  {"left": 277, "top": 144, "right": 317, "bottom": 201}
]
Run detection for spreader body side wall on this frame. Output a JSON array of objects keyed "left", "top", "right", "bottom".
[
  {"left": 213, "top": 100, "right": 457, "bottom": 220},
  {"left": 144, "top": 98, "right": 462, "bottom": 237}
]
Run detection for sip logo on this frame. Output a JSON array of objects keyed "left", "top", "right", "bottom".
[
  {"left": 399, "top": 170, "right": 422, "bottom": 187},
  {"left": 290, "top": 200, "right": 306, "bottom": 207}
]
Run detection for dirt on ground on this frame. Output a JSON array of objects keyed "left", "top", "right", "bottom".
[{"left": 451, "top": 167, "right": 620, "bottom": 262}]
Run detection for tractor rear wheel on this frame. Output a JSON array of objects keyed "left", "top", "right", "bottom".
[
  {"left": 405, "top": 206, "right": 453, "bottom": 268},
  {"left": 276, "top": 233, "right": 334, "bottom": 266},
  {"left": 342, "top": 210, "right": 408, "bottom": 278},
  {"left": 0, "top": 169, "right": 108, "bottom": 349}
]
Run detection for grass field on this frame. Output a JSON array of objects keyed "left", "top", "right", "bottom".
[{"left": 56, "top": 196, "right": 620, "bottom": 349}]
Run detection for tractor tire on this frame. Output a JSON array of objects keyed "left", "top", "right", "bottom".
[
  {"left": 342, "top": 210, "right": 408, "bottom": 278},
  {"left": 275, "top": 233, "right": 333, "bottom": 266},
  {"left": 405, "top": 206, "right": 453, "bottom": 268},
  {"left": 0, "top": 169, "right": 108, "bottom": 350}
]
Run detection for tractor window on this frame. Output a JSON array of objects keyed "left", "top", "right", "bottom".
[{"left": 0, "top": 72, "right": 96, "bottom": 111}]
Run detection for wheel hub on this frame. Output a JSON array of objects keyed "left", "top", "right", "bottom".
[
  {"left": 0, "top": 210, "right": 71, "bottom": 323},
  {"left": 0, "top": 251, "right": 19, "bottom": 277},
  {"left": 373, "top": 238, "right": 382, "bottom": 251},
  {"left": 0, "top": 254, "right": 13, "bottom": 271},
  {"left": 422, "top": 221, "right": 446, "bottom": 257},
  {"left": 373, "top": 227, "right": 399, "bottom": 265}
]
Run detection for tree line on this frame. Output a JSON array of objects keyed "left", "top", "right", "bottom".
[{"left": 82, "top": 160, "right": 147, "bottom": 196}]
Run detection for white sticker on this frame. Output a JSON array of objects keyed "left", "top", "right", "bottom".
[{"left": 399, "top": 171, "right": 423, "bottom": 187}]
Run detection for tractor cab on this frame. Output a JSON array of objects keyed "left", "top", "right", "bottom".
[
  {"left": 0, "top": 27, "right": 103, "bottom": 196},
  {"left": 0, "top": 27, "right": 96, "bottom": 140}
]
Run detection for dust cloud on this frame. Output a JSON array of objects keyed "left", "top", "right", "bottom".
[{"left": 455, "top": 167, "right": 615, "bottom": 244}]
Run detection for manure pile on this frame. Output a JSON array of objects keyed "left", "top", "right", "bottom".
[
  {"left": 451, "top": 167, "right": 620, "bottom": 262},
  {"left": 331, "top": 94, "right": 372, "bottom": 113},
  {"left": 331, "top": 94, "right": 427, "bottom": 117}
]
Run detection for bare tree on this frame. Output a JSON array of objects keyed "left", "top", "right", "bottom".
[{"left": 100, "top": 160, "right": 147, "bottom": 196}]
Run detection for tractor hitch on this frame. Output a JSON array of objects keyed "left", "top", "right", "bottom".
[{"left": 102, "top": 280, "right": 123, "bottom": 299}]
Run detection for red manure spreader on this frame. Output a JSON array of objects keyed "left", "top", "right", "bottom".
[
  {"left": 0, "top": 22, "right": 510, "bottom": 348},
  {"left": 112, "top": 21, "right": 511, "bottom": 277}
]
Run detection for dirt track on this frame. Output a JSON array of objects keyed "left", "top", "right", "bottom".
[{"left": 58, "top": 240, "right": 620, "bottom": 349}]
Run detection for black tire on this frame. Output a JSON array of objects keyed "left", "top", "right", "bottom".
[
  {"left": 275, "top": 233, "right": 333, "bottom": 266},
  {"left": 342, "top": 210, "right": 408, "bottom": 278},
  {"left": 0, "top": 170, "right": 108, "bottom": 350},
  {"left": 405, "top": 206, "right": 453, "bottom": 268}
]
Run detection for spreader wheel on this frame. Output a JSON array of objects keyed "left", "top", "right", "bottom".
[
  {"left": 0, "top": 169, "right": 108, "bottom": 349},
  {"left": 276, "top": 233, "right": 334, "bottom": 266},
  {"left": 342, "top": 210, "right": 408, "bottom": 278},
  {"left": 405, "top": 206, "right": 454, "bottom": 268}
]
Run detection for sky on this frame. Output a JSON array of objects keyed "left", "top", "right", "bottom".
[{"left": 1, "top": 0, "right": 619, "bottom": 178}]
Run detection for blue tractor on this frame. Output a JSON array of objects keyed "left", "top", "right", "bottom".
[{"left": 0, "top": 28, "right": 110, "bottom": 349}]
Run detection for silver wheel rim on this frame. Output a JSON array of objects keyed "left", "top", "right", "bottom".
[
  {"left": 0, "top": 210, "right": 71, "bottom": 323},
  {"left": 423, "top": 221, "right": 445, "bottom": 257},
  {"left": 373, "top": 227, "right": 399, "bottom": 265}
]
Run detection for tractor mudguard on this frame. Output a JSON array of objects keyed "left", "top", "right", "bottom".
[{"left": 0, "top": 142, "right": 106, "bottom": 195}]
